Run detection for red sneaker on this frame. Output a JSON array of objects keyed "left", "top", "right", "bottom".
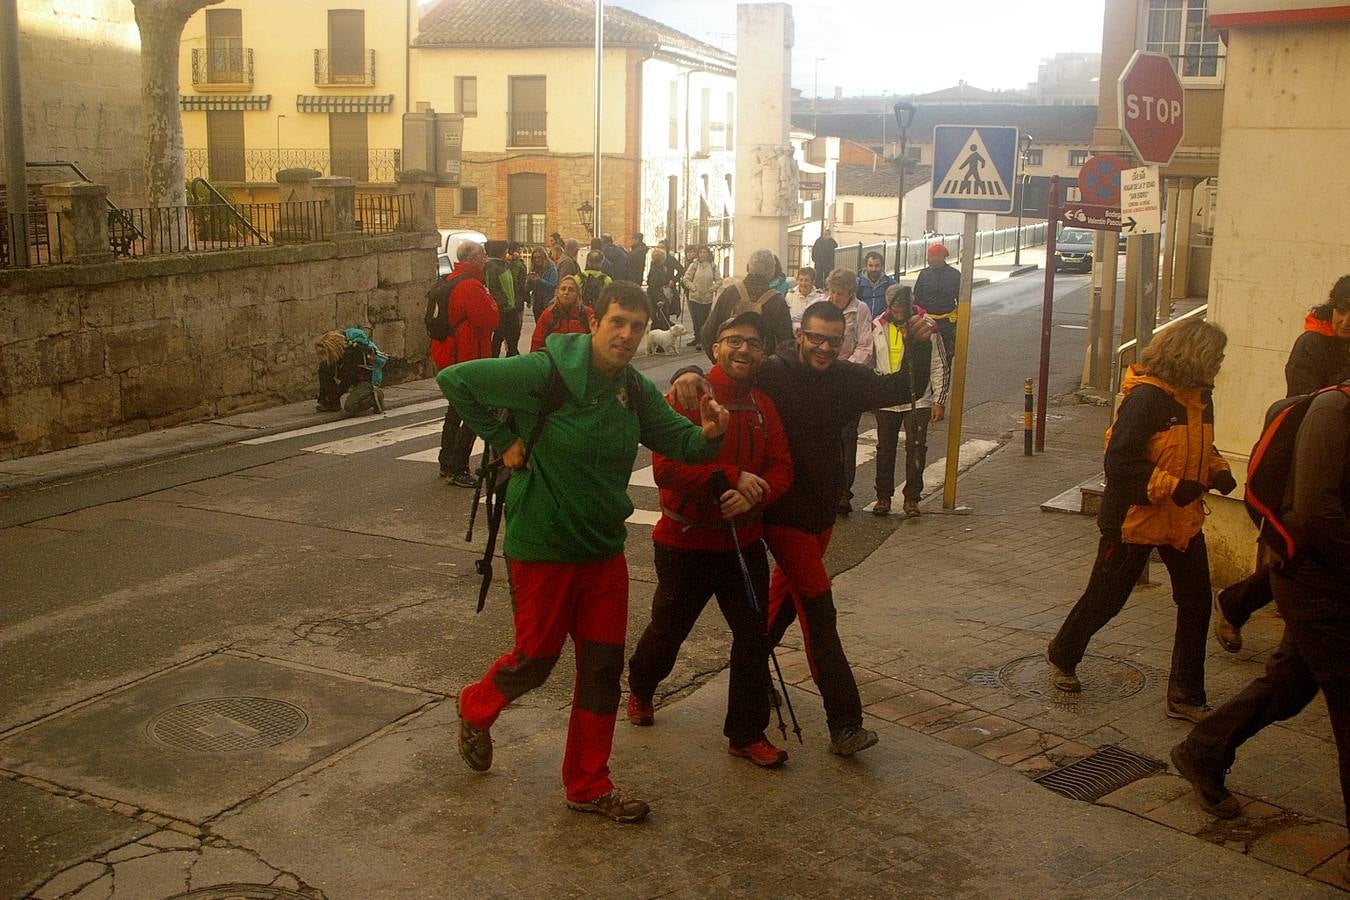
[
  {"left": 728, "top": 737, "right": 788, "bottom": 768},
  {"left": 627, "top": 693, "right": 654, "bottom": 726}
]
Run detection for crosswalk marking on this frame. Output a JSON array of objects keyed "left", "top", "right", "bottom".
[
  {"left": 307, "top": 419, "right": 443, "bottom": 455},
  {"left": 240, "top": 399, "right": 448, "bottom": 445}
]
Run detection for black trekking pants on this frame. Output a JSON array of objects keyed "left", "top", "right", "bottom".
[
  {"left": 317, "top": 360, "right": 356, "bottom": 407},
  {"left": 627, "top": 542, "right": 773, "bottom": 747},
  {"left": 1048, "top": 534, "right": 1212, "bottom": 705},
  {"left": 840, "top": 412, "right": 863, "bottom": 503},
  {"left": 1218, "top": 564, "right": 1274, "bottom": 629},
  {"left": 875, "top": 408, "right": 932, "bottom": 502},
  {"left": 1182, "top": 571, "right": 1350, "bottom": 830},
  {"left": 492, "top": 306, "right": 522, "bottom": 357},
  {"left": 438, "top": 402, "right": 476, "bottom": 474}
]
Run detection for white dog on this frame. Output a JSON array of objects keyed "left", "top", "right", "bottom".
[{"left": 645, "top": 322, "right": 687, "bottom": 355}]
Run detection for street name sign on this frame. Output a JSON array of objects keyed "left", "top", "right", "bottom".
[
  {"left": 931, "top": 125, "right": 1018, "bottom": 214},
  {"left": 1060, "top": 204, "right": 1122, "bottom": 232},
  {"left": 1120, "top": 165, "right": 1162, "bottom": 235},
  {"left": 1118, "top": 51, "right": 1185, "bottom": 166}
]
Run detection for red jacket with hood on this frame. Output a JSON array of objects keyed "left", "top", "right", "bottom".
[{"left": 430, "top": 260, "right": 499, "bottom": 371}]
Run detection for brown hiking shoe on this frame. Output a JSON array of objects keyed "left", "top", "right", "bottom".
[
  {"left": 872, "top": 497, "right": 891, "bottom": 516},
  {"left": 1213, "top": 594, "right": 1242, "bottom": 653},
  {"left": 567, "top": 790, "right": 650, "bottom": 823},
  {"left": 729, "top": 736, "right": 788, "bottom": 768},
  {"left": 1166, "top": 699, "right": 1213, "bottom": 724},
  {"left": 456, "top": 689, "right": 492, "bottom": 772},
  {"left": 1170, "top": 742, "right": 1240, "bottom": 819},
  {"left": 1045, "top": 652, "right": 1081, "bottom": 693},
  {"left": 828, "top": 725, "right": 879, "bottom": 756},
  {"left": 627, "top": 693, "right": 654, "bottom": 726},
  {"left": 903, "top": 499, "right": 920, "bottom": 518}
]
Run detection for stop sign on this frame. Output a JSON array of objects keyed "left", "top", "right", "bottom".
[{"left": 1117, "top": 51, "right": 1184, "bottom": 166}]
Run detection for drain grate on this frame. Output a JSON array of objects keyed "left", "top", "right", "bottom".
[
  {"left": 1033, "top": 745, "right": 1164, "bottom": 802},
  {"left": 966, "top": 669, "right": 1002, "bottom": 688},
  {"left": 148, "top": 697, "right": 309, "bottom": 753}
]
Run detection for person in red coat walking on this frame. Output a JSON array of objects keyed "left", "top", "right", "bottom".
[
  {"left": 530, "top": 275, "right": 593, "bottom": 352},
  {"left": 432, "top": 241, "right": 499, "bottom": 485}
]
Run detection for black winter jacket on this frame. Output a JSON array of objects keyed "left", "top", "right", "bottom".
[
  {"left": 1285, "top": 387, "right": 1350, "bottom": 592},
  {"left": 913, "top": 263, "right": 962, "bottom": 316},
  {"left": 1286, "top": 310, "right": 1350, "bottom": 397}
]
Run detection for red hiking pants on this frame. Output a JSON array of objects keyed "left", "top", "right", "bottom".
[{"left": 459, "top": 554, "right": 628, "bottom": 803}]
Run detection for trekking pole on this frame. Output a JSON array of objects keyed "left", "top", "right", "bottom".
[{"left": 725, "top": 515, "right": 803, "bottom": 745}]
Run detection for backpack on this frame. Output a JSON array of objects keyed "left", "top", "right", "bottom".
[
  {"left": 580, "top": 273, "right": 606, "bottom": 309},
  {"left": 1244, "top": 384, "right": 1350, "bottom": 561},
  {"left": 731, "top": 279, "right": 779, "bottom": 315},
  {"left": 424, "top": 271, "right": 472, "bottom": 341}
]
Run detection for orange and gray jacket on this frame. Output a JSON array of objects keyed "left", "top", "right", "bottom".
[{"left": 1097, "top": 366, "right": 1232, "bottom": 550}]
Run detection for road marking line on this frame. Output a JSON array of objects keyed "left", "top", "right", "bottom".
[
  {"left": 626, "top": 508, "right": 661, "bottom": 526},
  {"left": 307, "top": 420, "right": 443, "bottom": 455},
  {"left": 241, "top": 399, "right": 448, "bottom": 445}
]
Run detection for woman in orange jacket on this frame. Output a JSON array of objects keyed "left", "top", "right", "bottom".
[{"left": 1047, "top": 319, "right": 1235, "bottom": 722}]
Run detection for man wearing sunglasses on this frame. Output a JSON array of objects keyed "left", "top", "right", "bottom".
[
  {"left": 672, "top": 300, "right": 914, "bottom": 756},
  {"left": 628, "top": 312, "right": 795, "bottom": 768}
]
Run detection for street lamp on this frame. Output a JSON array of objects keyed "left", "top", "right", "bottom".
[
  {"left": 1014, "top": 132, "right": 1034, "bottom": 265},
  {"left": 892, "top": 100, "right": 916, "bottom": 277},
  {"left": 275, "top": 114, "right": 286, "bottom": 178},
  {"left": 577, "top": 200, "right": 594, "bottom": 236}
]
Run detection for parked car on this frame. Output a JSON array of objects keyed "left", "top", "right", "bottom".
[
  {"left": 438, "top": 229, "right": 487, "bottom": 264},
  {"left": 1054, "top": 227, "right": 1095, "bottom": 273},
  {"left": 437, "top": 252, "right": 454, "bottom": 277}
]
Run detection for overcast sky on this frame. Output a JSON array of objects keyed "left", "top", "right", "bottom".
[{"left": 612, "top": 0, "right": 1107, "bottom": 96}]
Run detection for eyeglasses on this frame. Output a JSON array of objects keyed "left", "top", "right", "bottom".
[
  {"left": 800, "top": 331, "right": 844, "bottom": 348},
  {"left": 717, "top": 335, "right": 764, "bottom": 351}
]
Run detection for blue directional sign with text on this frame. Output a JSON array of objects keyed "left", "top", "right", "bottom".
[{"left": 931, "top": 125, "right": 1019, "bottom": 214}]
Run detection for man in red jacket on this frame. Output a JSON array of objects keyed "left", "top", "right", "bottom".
[
  {"left": 627, "top": 311, "right": 795, "bottom": 766},
  {"left": 432, "top": 241, "right": 499, "bottom": 485}
]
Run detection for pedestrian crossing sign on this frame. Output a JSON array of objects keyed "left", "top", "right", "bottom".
[{"left": 931, "top": 125, "right": 1019, "bottom": 214}]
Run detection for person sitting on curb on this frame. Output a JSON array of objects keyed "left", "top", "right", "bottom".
[
  {"left": 440, "top": 282, "right": 729, "bottom": 825},
  {"left": 627, "top": 311, "right": 794, "bottom": 768},
  {"left": 672, "top": 300, "right": 915, "bottom": 756},
  {"left": 862, "top": 285, "right": 948, "bottom": 518}
]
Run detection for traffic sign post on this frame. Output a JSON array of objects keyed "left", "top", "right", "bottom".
[
  {"left": 1035, "top": 176, "right": 1061, "bottom": 453},
  {"left": 1078, "top": 155, "right": 1128, "bottom": 207},
  {"left": 941, "top": 211, "right": 979, "bottom": 510},
  {"left": 1118, "top": 51, "right": 1185, "bottom": 166},
  {"left": 931, "top": 126, "right": 1019, "bottom": 214}
]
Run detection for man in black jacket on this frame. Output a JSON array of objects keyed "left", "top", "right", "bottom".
[
  {"left": 913, "top": 244, "right": 962, "bottom": 363},
  {"left": 627, "top": 232, "right": 649, "bottom": 284},
  {"left": 675, "top": 300, "right": 914, "bottom": 755},
  {"left": 1172, "top": 385, "right": 1350, "bottom": 861}
]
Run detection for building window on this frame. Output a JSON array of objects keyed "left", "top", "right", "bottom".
[
  {"left": 456, "top": 77, "right": 477, "bottom": 117},
  {"left": 326, "top": 10, "right": 366, "bottom": 84},
  {"left": 204, "top": 9, "right": 245, "bottom": 84},
  {"left": 699, "top": 87, "right": 711, "bottom": 153},
  {"left": 205, "top": 110, "right": 245, "bottom": 181},
  {"left": 1069, "top": 150, "right": 1090, "bottom": 166},
  {"left": 668, "top": 81, "right": 679, "bottom": 150},
  {"left": 508, "top": 76, "right": 547, "bottom": 147},
  {"left": 725, "top": 93, "right": 735, "bottom": 149},
  {"left": 1024, "top": 148, "right": 1044, "bottom": 167},
  {"left": 460, "top": 187, "right": 478, "bottom": 214},
  {"left": 507, "top": 172, "right": 546, "bottom": 243},
  {"left": 329, "top": 112, "right": 369, "bottom": 181},
  {"left": 1144, "top": 0, "right": 1224, "bottom": 81}
]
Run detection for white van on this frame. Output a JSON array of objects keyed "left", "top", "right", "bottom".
[{"left": 437, "top": 229, "right": 488, "bottom": 276}]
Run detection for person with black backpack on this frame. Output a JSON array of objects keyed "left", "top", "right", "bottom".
[
  {"left": 578, "top": 250, "right": 611, "bottom": 311},
  {"left": 1172, "top": 382, "right": 1350, "bottom": 856},
  {"left": 427, "top": 240, "right": 499, "bottom": 485}
]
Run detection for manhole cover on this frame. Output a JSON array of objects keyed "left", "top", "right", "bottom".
[
  {"left": 165, "top": 886, "right": 315, "bottom": 900},
  {"left": 997, "top": 654, "right": 1148, "bottom": 705},
  {"left": 1034, "top": 745, "right": 1164, "bottom": 802},
  {"left": 148, "top": 698, "right": 308, "bottom": 753}
]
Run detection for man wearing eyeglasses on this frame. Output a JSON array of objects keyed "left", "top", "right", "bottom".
[
  {"left": 628, "top": 311, "right": 795, "bottom": 768},
  {"left": 672, "top": 300, "right": 915, "bottom": 756}
]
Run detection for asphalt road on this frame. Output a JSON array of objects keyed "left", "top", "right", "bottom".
[{"left": 2, "top": 270, "right": 1095, "bottom": 730}]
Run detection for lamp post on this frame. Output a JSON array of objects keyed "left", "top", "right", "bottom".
[
  {"left": 592, "top": 0, "right": 603, "bottom": 240},
  {"left": 275, "top": 114, "right": 285, "bottom": 178},
  {"left": 1014, "top": 132, "right": 1033, "bottom": 265},
  {"left": 578, "top": 200, "right": 594, "bottom": 237},
  {"left": 891, "top": 100, "right": 915, "bottom": 278}
]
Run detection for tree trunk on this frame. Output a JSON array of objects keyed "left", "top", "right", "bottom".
[{"left": 133, "top": 0, "right": 221, "bottom": 227}]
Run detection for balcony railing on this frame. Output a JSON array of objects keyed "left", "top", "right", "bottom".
[
  {"left": 507, "top": 111, "right": 547, "bottom": 148},
  {"left": 185, "top": 148, "right": 402, "bottom": 184},
  {"left": 314, "top": 48, "right": 375, "bottom": 87},
  {"left": 191, "top": 45, "right": 254, "bottom": 87}
]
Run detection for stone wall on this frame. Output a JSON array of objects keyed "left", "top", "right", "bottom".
[{"left": 0, "top": 232, "right": 438, "bottom": 461}]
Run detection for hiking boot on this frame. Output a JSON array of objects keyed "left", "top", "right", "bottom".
[
  {"left": 1167, "top": 699, "right": 1213, "bottom": 724},
  {"left": 729, "top": 736, "right": 788, "bottom": 768},
  {"left": 438, "top": 464, "right": 451, "bottom": 479},
  {"left": 315, "top": 400, "right": 342, "bottom": 412},
  {"left": 456, "top": 691, "right": 492, "bottom": 772},
  {"left": 1213, "top": 594, "right": 1242, "bottom": 653},
  {"left": 837, "top": 499, "right": 852, "bottom": 517},
  {"left": 567, "top": 790, "right": 650, "bottom": 823},
  {"left": 872, "top": 497, "right": 891, "bottom": 516},
  {"left": 627, "top": 693, "right": 654, "bottom": 726},
  {"left": 903, "top": 499, "right": 920, "bottom": 518},
  {"left": 1170, "top": 742, "right": 1240, "bottom": 819},
  {"left": 828, "top": 725, "right": 879, "bottom": 756},
  {"left": 450, "top": 471, "right": 477, "bottom": 488},
  {"left": 1045, "top": 652, "right": 1081, "bottom": 693}
]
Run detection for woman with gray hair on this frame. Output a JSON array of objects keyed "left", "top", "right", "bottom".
[{"left": 698, "top": 247, "right": 795, "bottom": 358}]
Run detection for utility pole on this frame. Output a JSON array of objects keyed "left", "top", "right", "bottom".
[
  {"left": 592, "top": 0, "right": 603, "bottom": 238},
  {"left": 1, "top": 0, "right": 30, "bottom": 265}
]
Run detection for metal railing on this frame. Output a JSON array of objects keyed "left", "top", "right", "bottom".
[
  {"left": 824, "top": 223, "right": 1048, "bottom": 276},
  {"left": 1113, "top": 303, "right": 1209, "bottom": 388},
  {"left": 184, "top": 148, "right": 402, "bottom": 183},
  {"left": 191, "top": 45, "right": 253, "bottom": 86},
  {"left": 189, "top": 177, "right": 265, "bottom": 243},
  {"left": 354, "top": 193, "right": 412, "bottom": 234},
  {"left": 107, "top": 200, "right": 325, "bottom": 258},
  {"left": 507, "top": 111, "right": 547, "bottom": 147},
  {"left": 1, "top": 211, "right": 60, "bottom": 268},
  {"left": 314, "top": 48, "right": 375, "bottom": 86}
]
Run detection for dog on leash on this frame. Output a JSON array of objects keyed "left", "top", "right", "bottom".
[{"left": 645, "top": 322, "right": 687, "bottom": 355}]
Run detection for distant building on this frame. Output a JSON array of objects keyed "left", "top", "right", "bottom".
[{"left": 1026, "top": 52, "right": 1102, "bottom": 106}]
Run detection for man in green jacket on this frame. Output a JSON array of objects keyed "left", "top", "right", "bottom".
[{"left": 439, "top": 282, "right": 729, "bottom": 824}]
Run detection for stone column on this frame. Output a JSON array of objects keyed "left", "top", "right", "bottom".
[
  {"left": 733, "top": 3, "right": 796, "bottom": 270},
  {"left": 312, "top": 175, "right": 356, "bottom": 238},
  {"left": 274, "top": 167, "right": 321, "bottom": 243},
  {"left": 42, "top": 181, "right": 113, "bottom": 265},
  {"left": 395, "top": 169, "right": 438, "bottom": 232}
]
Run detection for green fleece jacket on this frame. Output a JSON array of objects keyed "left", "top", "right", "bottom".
[{"left": 438, "top": 332, "right": 721, "bottom": 562}]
